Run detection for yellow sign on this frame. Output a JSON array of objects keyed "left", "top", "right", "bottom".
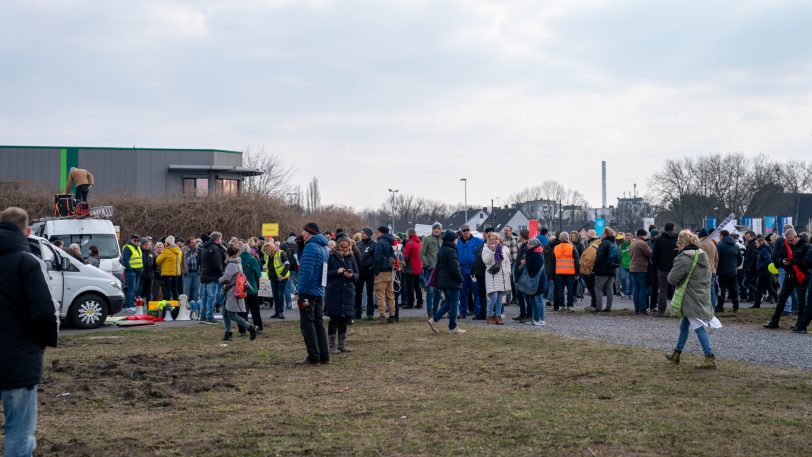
[{"left": 262, "top": 223, "right": 279, "bottom": 238}]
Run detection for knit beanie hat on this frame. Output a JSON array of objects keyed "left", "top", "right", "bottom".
[
  {"left": 304, "top": 222, "right": 320, "bottom": 235},
  {"left": 697, "top": 228, "right": 709, "bottom": 238},
  {"left": 442, "top": 230, "right": 457, "bottom": 242},
  {"left": 362, "top": 227, "right": 373, "bottom": 237},
  {"left": 377, "top": 226, "right": 390, "bottom": 234},
  {"left": 432, "top": 222, "right": 443, "bottom": 230}
]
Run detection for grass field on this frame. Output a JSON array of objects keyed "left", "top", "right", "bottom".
[{"left": 27, "top": 318, "right": 812, "bottom": 456}]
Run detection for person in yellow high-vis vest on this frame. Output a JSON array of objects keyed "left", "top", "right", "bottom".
[
  {"left": 122, "top": 234, "right": 143, "bottom": 311},
  {"left": 553, "top": 232, "right": 580, "bottom": 312},
  {"left": 262, "top": 243, "right": 290, "bottom": 319}
]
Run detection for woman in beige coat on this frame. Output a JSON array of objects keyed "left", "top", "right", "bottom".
[
  {"left": 482, "top": 232, "right": 513, "bottom": 324},
  {"left": 665, "top": 230, "right": 721, "bottom": 369}
]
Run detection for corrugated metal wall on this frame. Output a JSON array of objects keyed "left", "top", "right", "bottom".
[
  {"left": 0, "top": 148, "right": 62, "bottom": 192},
  {"left": 1, "top": 147, "right": 243, "bottom": 197}
]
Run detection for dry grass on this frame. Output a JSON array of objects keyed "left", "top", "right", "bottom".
[{"left": 25, "top": 319, "right": 812, "bottom": 456}]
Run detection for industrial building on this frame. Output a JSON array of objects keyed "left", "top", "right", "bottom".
[{"left": 0, "top": 145, "right": 261, "bottom": 197}]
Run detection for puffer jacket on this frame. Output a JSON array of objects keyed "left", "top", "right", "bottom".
[
  {"left": 373, "top": 233, "right": 395, "bottom": 275},
  {"left": 482, "top": 243, "right": 513, "bottom": 294},
  {"left": 667, "top": 246, "right": 713, "bottom": 321},
  {"left": 325, "top": 251, "right": 358, "bottom": 318},
  {"left": 403, "top": 235, "right": 423, "bottom": 274},
  {"left": 436, "top": 240, "right": 463, "bottom": 290},
  {"left": 296, "top": 234, "right": 329, "bottom": 297},
  {"left": 219, "top": 256, "right": 246, "bottom": 313},
  {"left": 156, "top": 245, "right": 183, "bottom": 276},
  {"left": 756, "top": 244, "right": 772, "bottom": 273},
  {"left": 652, "top": 230, "right": 679, "bottom": 272},
  {"left": 457, "top": 235, "right": 484, "bottom": 275}
]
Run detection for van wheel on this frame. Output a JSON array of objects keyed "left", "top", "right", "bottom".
[{"left": 71, "top": 294, "right": 108, "bottom": 329}]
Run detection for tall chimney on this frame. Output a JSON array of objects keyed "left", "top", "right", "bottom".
[
  {"left": 633, "top": 183, "right": 637, "bottom": 198},
  {"left": 601, "top": 161, "right": 607, "bottom": 209}
]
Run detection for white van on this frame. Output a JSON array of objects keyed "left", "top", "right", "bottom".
[
  {"left": 30, "top": 218, "right": 123, "bottom": 281},
  {"left": 27, "top": 235, "right": 125, "bottom": 329}
]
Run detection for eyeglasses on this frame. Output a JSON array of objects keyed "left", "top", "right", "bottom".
[{"left": 462, "top": 229, "right": 470, "bottom": 232}]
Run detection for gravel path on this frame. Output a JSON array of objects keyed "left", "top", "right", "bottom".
[
  {"left": 457, "top": 298, "right": 812, "bottom": 371},
  {"left": 92, "top": 295, "right": 811, "bottom": 370}
]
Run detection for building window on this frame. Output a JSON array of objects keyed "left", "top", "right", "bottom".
[
  {"left": 216, "top": 179, "right": 239, "bottom": 196},
  {"left": 184, "top": 178, "right": 209, "bottom": 197}
]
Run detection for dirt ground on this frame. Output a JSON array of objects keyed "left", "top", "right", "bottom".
[{"left": 16, "top": 318, "right": 812, "bottom": 456}]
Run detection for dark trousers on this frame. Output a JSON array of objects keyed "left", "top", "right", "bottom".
[
  {"left": 139, "top": 277, "right": 152, "bottom": 302},
  {"left": 299, "top": 296, "right": 329, "bottom": 363},
  {"left": 798, "top": 285, "right": 812, "bottom": 331},
  {"left": 770, "top": 277, "right": 808, "bottom": 326},
  {"left": 162, "top": 276, "right": 180, "bottom": 300},
  {"left": 327, "top": 316, "right": 349, "bottom": 336},
  {"left": 75, "top": 184, "right": 90, "bottom": 202},
  {"left": 717, "top": 275, "right": 739, "bottom": 310},
  {"left": 585, "top": 274, "right": 597, "bottom": 307},
  {"left": 238, "top": 294, "right": 263, "bottom": 333},
  {"left": 403, "top": 273, "right": 423, "bottom": 308},
  {"left": 649, "top": 267, "right": 659, "bottom": 310},
  {"left": 754, "top": 271, "right": 777, "bottom": 306},
  {"left": 356, "top": 269, "right": 375, "bottom": 318},
  {"left": 476, "top": 274, "right": 487, "bottom": 318},
  {"left": 554, "top": 275, "right": 575, "bottom": 309},
  {"left": 742, "top": 270, "right": 758, "bottom": 301},
  {"left": 271, "top": 280, "right": 287, "bottom": 317},
  {"left": 516, "top": 290, "right": 529, "bottom": 317}
]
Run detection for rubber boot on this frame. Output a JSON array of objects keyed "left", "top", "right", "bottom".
[
  {"left": 248, "top": 325, "right": 257, "bottom": 341},
  {"left": 696, "top": 354, "right": 717, "bottom": 370},
  {"left": 338, "top": 333, "right": 351, "bottom": 353},
  {"left": 223, "top": 332, "right": 233, "bottom": 342},
  {"left": 665, "top": 349, "right": 681, "bottom": 365},
  {"left": 329, "top": 334, "right": 340, "bottom": 355}
]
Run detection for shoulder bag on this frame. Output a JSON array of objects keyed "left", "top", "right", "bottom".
[{"left": 671, "top": 250, "right": 699, "bottom": 316}]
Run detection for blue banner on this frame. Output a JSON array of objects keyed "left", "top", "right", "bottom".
[
  {"left": 777, "top": 217, "right": 790, "bottom": 235},
  {"left": 764, "top": 216, "right": 776, "bottom": 234},
  {"left": 740, "top": 216, "right": 752, "bottom": 230},
  {"left": 705, "top": 216, "right": 717, "bottom": 231},
  {"left": 595, "top": 218, "right": 605, "bottom": 236}
]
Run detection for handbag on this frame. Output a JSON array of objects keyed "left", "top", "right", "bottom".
[
  {"left": 517, "top": 267, "right": 542, "bottom": 295},
  {"left": 671, "top": 250, "right": 699, "bottom": 316},
  {"left": 426, "top": 268, "right": 438, "bottom": 288},
  {"left": 487, "top": 264, "right": 501, "bottom": 275}
]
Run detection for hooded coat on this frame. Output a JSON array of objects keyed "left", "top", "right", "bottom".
[
  {"left": 436, "top": 234, "right": 463, "bottom": 290},
  {"left": 482, "top": 243, "right": 513, "bottom": 294},
  {"left": 403, "top": 234, "right": 423, "bottom": 274},
  {"left": 716, "top": 236, "right": 743, "bottom": 278},
  {"left": 0, "top": 222, "right": 59, "bottom": 389},
  {"left": 667, "top": 246, "right": 714, "bottom": 321},
  {"left": 156, "top": 244, "right": 183, "bottom": 276},
  {"left": 325, "top": 250, "right": 359, "bottom": 318},
  {"left": 219, "top": 256, "right": 246, "bottom": 313},
  {"left": 373, "top": 233, "right": 396, "bottom": 275},
  {"left": 200, "top": 239, "right": 225, "bottom": 283}
]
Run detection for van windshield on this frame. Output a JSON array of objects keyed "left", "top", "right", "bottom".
[{"left": 50, "top": 234, "right": 120, "bottom": 259}]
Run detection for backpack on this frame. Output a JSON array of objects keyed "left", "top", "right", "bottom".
[
  {"left": 579, "top": 240, "right": 600, "bottom": 275},
  {"left": 234, "top": 271, "right": 249, "bottom": 298},
  {"left": 609, "top": 243, "right": 620, "bottom": 268}
]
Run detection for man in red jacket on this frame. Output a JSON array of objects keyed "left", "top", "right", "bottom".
[{"left": 402, "top": 229, "right": 424, "bottom": 309}]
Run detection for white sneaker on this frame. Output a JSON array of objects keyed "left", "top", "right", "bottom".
[
  {"left": 449, "top": 328, "right": 466, "bottom": 335},
  {"left": 427, "top": 318, "right": 439, "bottom": 333},
  {"left": 526, "top": 320, "right": 535, "bottom": 326},
  {"left": 532, "top": 320, "right": 545, "bottom": 326},
  {"left": 124, "top": 308, "right": 136, "bottom": 314}
]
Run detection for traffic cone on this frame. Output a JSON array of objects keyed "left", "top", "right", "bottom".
[{"left": 135, "top": 297, "right": 144, "bottom": 316}]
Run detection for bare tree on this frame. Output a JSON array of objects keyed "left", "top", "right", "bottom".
[
  {"left": 305, "top": 177, "right": 321, "bottom": 215},
  {"left": 240, "top": 145, "right": 294, "bottom": 197}
]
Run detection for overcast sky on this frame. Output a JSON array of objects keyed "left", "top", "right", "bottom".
[{"left": 2, "top": 0, "right": 810, "bottom": 210}]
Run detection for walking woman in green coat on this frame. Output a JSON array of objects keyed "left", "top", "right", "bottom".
[{"left": 665, "top": 230, "right": 722, "bottom": 369}]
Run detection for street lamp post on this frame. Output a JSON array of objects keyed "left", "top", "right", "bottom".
[
  {"left": 460, "top": 178, "right": 468, "bottom": 225},
  {"left": 388, "top": 188, "right": 399, "bottom": 233}
]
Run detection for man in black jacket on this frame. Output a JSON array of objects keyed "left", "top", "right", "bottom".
[
  {"left": 716, "top": 230, "right": 743, "bottom": 312},
  {"left": 765, "top": 229, "right": 808, "bottom": 330},
  {"left": 652, "top": 223, "right": 679, "bottom": 316},
  {"left": 471, "top": 228, "right": 492, "bottom": 320},
  {"left": 741, "top": 231, "right": 758, "bottom": 303},
  {"left": 356, "top": 227, "right": 377, "bottom": 320},
  {"left": 0, "top": 207, "right": 59, "bottom": 457},
  {"left": 199, "top": 231, "right": 224, "bottom": 323}
]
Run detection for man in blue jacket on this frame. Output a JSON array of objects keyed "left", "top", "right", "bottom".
[
  {"left": 373, "top": 226, "right": 397, "bottom": 323},
  {"left": 457, "top": 224, "right": 484, "bottom": 318},
  {"left": 295, "top": 222, "right": 330, "bottom": 365}
]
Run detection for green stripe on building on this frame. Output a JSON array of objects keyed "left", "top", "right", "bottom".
[{"left": 59, "top": 148, "right": 80, "bottom": 192}]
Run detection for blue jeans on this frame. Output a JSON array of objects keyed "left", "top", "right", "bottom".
[
  {"left": 709, "top": 274, "right": 717, "bottom": 308},
  {"left": 183, "top": 272, "right": 200, "bottom": 303},
  {"left": 545, "top": 277, "right": 555, "bottom": 303},
  {"left": 2, "top": 386, "right": 37, "bottom": 457},
  {"left": 423, "top": 268, "right": 440, "bottom": 316},
  {"left": 124, "top": 269, "right": 141, "bottom": 309},
  {"left": 630, "top": 272, "right": 649, "bottom": 314},
  {"left": 459, "top": 274, "right": 480, "bottom": 317},
  {"left": 676, "top": 317, "right": 713, "bottom": 356},
  {"left": 200, "top": 282, "right": 219, "bottom": 320},
  {"left": 554, "top": 275, "right": 575, "bottom": 309},
  {"left": 487, "top": 291, "right": 505, "bottom": 317},
  {"left": 223, "top": 310, "right": 252, "bottom": 332},
  {"left": 530, "top": 294, "right": 545, "bottom": 322},
  {"left": 271, "top": 279, "right": 288, "bottom": 316},
  {"left": 619, "top": 268, "right": 630, "bottom": 295},
  {"left": 433, "top": 288, "right": 460, "bottom": 330}
]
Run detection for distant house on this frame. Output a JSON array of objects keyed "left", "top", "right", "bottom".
[
  {"left": 476, "top": 207, "right": 530, "bottom": 233},
  {"left": 443, "top": 208, "right": 489, "bottom": 231}
]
